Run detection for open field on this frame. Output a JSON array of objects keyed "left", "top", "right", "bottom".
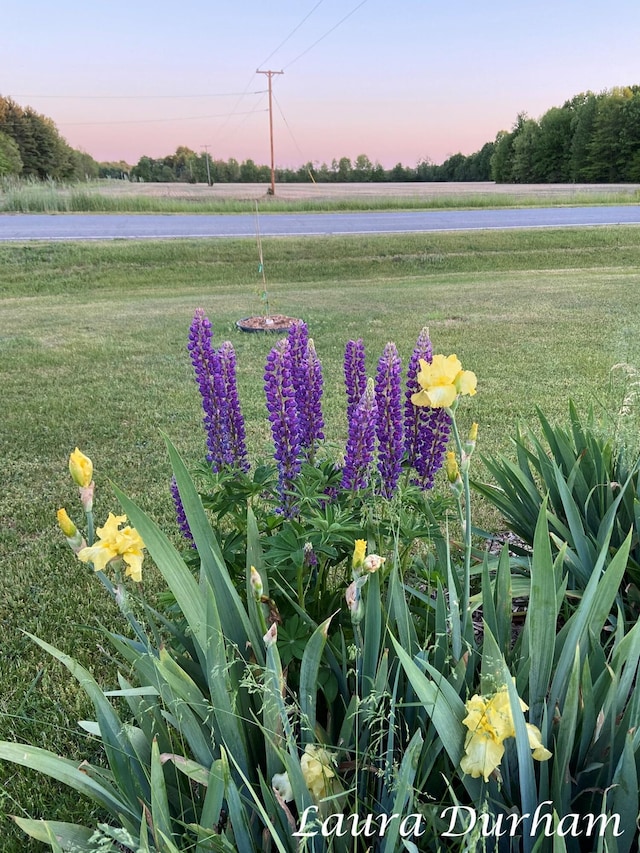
[
  {"left": 2, "top": 179, "right": 640, "bottom": 213},
  {"left": 2, "top": 226, "right": 640, "bottom": 849}
]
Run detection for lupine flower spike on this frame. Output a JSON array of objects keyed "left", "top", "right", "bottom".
[
  {"left": 341, "top": 378, "right": 377, "bottom": 491},
  {"left": 218, "top": 341, "right": 249, "bottom": 472},
  {"left": 264, "top": 338, "right": 302, "bottom": 516},
  {"left": 170, "top": 476, "right": 195, "bottom": 546},
  {"left": 344, "top": 339, "right": 367, "bottom": 425},
  {"left": 188, "top": 310, "right": 229, "bottom": 471},
  {"left": 375, "top": 342, "right": 404, "bottom": 498},
  {"left": 404, "top": 328, "right": 451, "bottom": 489}
]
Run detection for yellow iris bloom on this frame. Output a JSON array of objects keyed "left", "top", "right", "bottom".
[
  {"left": 77, "top": 512, "right": 145, "bottom": 582},
  {"left": 460, "top": 687, "right": 551, "bottom": 782},
  {"left": 300, "top": 744, "right": 340, "bottom": 801},
  {"left": 352, "top": 539, "right": 367, "bottom": 569},
  {"left": 69, "top": 448, "right": 93, "bottom": 487},
  {"left": 411, "top": 354, "right": 477, "bottom": 409},
  {"left": 56, "top": 508, "right": 77, "bottom": 538},
  {"left": 444, "top": 451, "right": 460, "bottom": 483}
]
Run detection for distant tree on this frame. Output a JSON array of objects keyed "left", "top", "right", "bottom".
[
  {"left": 583, "top": 88, "right": 631, "bottom": 181},
  {"left": 416, "top": 157, "right": 436, "bottom": 181},
  {"left": 336, "top": 156, "right": 352, "bottom": 181},
  {"left": 511, "top": 119, "right": 540, "bottom": 183},
  {"left": 568, "top": 92, "right": 598, "bottom": 181},
  {"left": 371, "top": 161, "right": 386, "bottom": 181},
  {"left": 316, "top": 162, "right": 331, "bottom": 182},
  {"left": 0, "top": 130, "right": 23, "bottom": 176},
  {"left": 173, "top": 146, "right": 198, "bottom": 182},
  {"left": 467, "top": 142, "right": 495, "bottom": 180},
  {"left": 490, "top": 130, "right": 513, "bottom": 182},
  {"left": 389, "top": 162, "right": 409, "bottom": 181},
  {"left": 70, "top": 149, "right": 100, "bottom": 180},
  {"left": 99, "top": 161, "right": 131, "bottom": 179},
  {"left": 240, "top": 158, "right": 260, "bottom": 181},
  {"left": 619, "top": 88, "right": 640, "bottom": 180},
  {"left": 532, "top": 107, "right": 573, "bottom": 182},
  {"left": 352, "top": 153, "right": 373, "bottom": 181},
  {"left": 439, "top": 152, "right": 468, "bottom": 181}
]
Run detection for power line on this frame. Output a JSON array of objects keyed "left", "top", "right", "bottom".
[
  {"left": 13, "top": 90, "right": 267, "bottom": 100},
  {"left": 58, "top": 109, "right": 268, "bottom": 127},
  {"left": 283, "top": 0, "right": 369, "bottom": 69},
  {"left": 210, "top": 1, "right": 327, "bottom": 152},
  {"left": 273, "top": 94, "right": 307, "bottom": 164},
  {"left": 257, "top": 0, "right": 325, "bottom": 68}
]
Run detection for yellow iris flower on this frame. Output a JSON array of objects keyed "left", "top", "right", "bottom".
[
  {"left": 69, "top": 448, "right": 93, "bottom": 487},
  {"left": 444, "top": 451, "right": 460, "bottom": 483},
  {"left": 411, "top": 354, "right": 477, "bottom": 409},
  {"left": 77, "top": 512, "right": 145, "bottom": 582},
  {"left": 56, "top": 508, "right": 77, "bottom": 538},
  {"left": 300, "top": 744, "right": 340, "bottom": 801},
  {"left": 460, "top": 687, "right": 551, "bottom": 782},
  {"left": 352, "top": 539, "right": 367, "bottom": 570}
]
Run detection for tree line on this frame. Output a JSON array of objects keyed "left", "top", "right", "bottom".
[
  {"left": 2, "top": 86, "right": 639, "bottom": 183},
  {"left": 0, "top": 96, "right": 100, "bottom": 180},
  {"left": 127, "top": 145, "right": 495, "bottom": 184},
  {"left": 491, "top": 86, "right": 640, "bottom": 183}
]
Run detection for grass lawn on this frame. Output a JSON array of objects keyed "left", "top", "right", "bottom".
[{"left": 1, "top": 226, "right": 640, "bottom": 850}]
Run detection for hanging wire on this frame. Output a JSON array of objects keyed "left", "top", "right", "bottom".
[
  {"left": 254, "top": 200, "right": 270, "bottom": 317},
  {"left": 283, "top": 0, "right": 369, "bottom": 69}
]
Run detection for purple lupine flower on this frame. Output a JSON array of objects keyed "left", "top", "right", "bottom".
[
  {"left": 218, "top": 341, "right": 250, "bottom": 472},
  {"left": 341, "top": 377, "right": 378, "bottom": 492},
  {"left": 287, "top": 320, "right": 309, "bottom": 413},
  {"left": 404, "top": 327, "right": 450, "bottom": 488},
  {"left": 188, "top": 309, "right": 230, "bottom": 471},
  {"left": 414, "top": 408, "right": 451, "bottom": 489},
  {"left": 286, "top": 322, "right": 325, "bottom": 459},
  {"left": 170, "top": 476, "right": 195, "bottom": 547},
  {"left": 344, "top": 339, "right": 367, "bottom": 426},
  {"left": 299, "top": 338, "right": 325, "bottom": 459},
  {"left": 375, "top": 342, "right": 404, "bottom": 498},
  {"left": 264, "top": 339, "right": 302, "bottom": 516}
]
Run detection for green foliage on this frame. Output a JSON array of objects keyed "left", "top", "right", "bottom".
[
  {"left": 491, "top": 85, "right": 640, "bottom": 184},
  {"left": 2, "top": 234, "right": 640, "bottom": 850},
  {"left": 4, "top": 426, "right": 640, "bottom": 851},
  {"left": 0, "top": 96, "right": 100, "bottom": 182},
  {"left": 473, "top": 402, "right": 640, "bottom": 596},
  {"left": 0, "top": 130, "right": 22, "bottom": 176}
]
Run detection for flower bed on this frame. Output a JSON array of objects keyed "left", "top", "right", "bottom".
[{"left": 2, "top": 316, "right": 639, "bottom": 853}]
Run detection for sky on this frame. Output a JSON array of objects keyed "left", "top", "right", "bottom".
[{"left": 3, "top": 0, "right": 640, "bottom": 169}]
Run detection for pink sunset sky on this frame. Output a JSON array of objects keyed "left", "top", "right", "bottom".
[{"left": 4, "top": 0, "right": 640, "bottom": 169}]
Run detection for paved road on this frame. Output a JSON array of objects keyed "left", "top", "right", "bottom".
[{"left": 0, "top": 206, "right": 639, "bottom": 242}]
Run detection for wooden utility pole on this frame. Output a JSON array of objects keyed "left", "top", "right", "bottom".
[
  {"left": 202, "top": 145, "right": 213, "bottom": 186},
  {"left": 256, "top": 69, "right": 283, "bottom": 195}
]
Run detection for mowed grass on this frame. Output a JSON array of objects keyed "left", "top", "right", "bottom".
[{"left": 1, "top": 227, "right": 640, "bottom": 849}]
